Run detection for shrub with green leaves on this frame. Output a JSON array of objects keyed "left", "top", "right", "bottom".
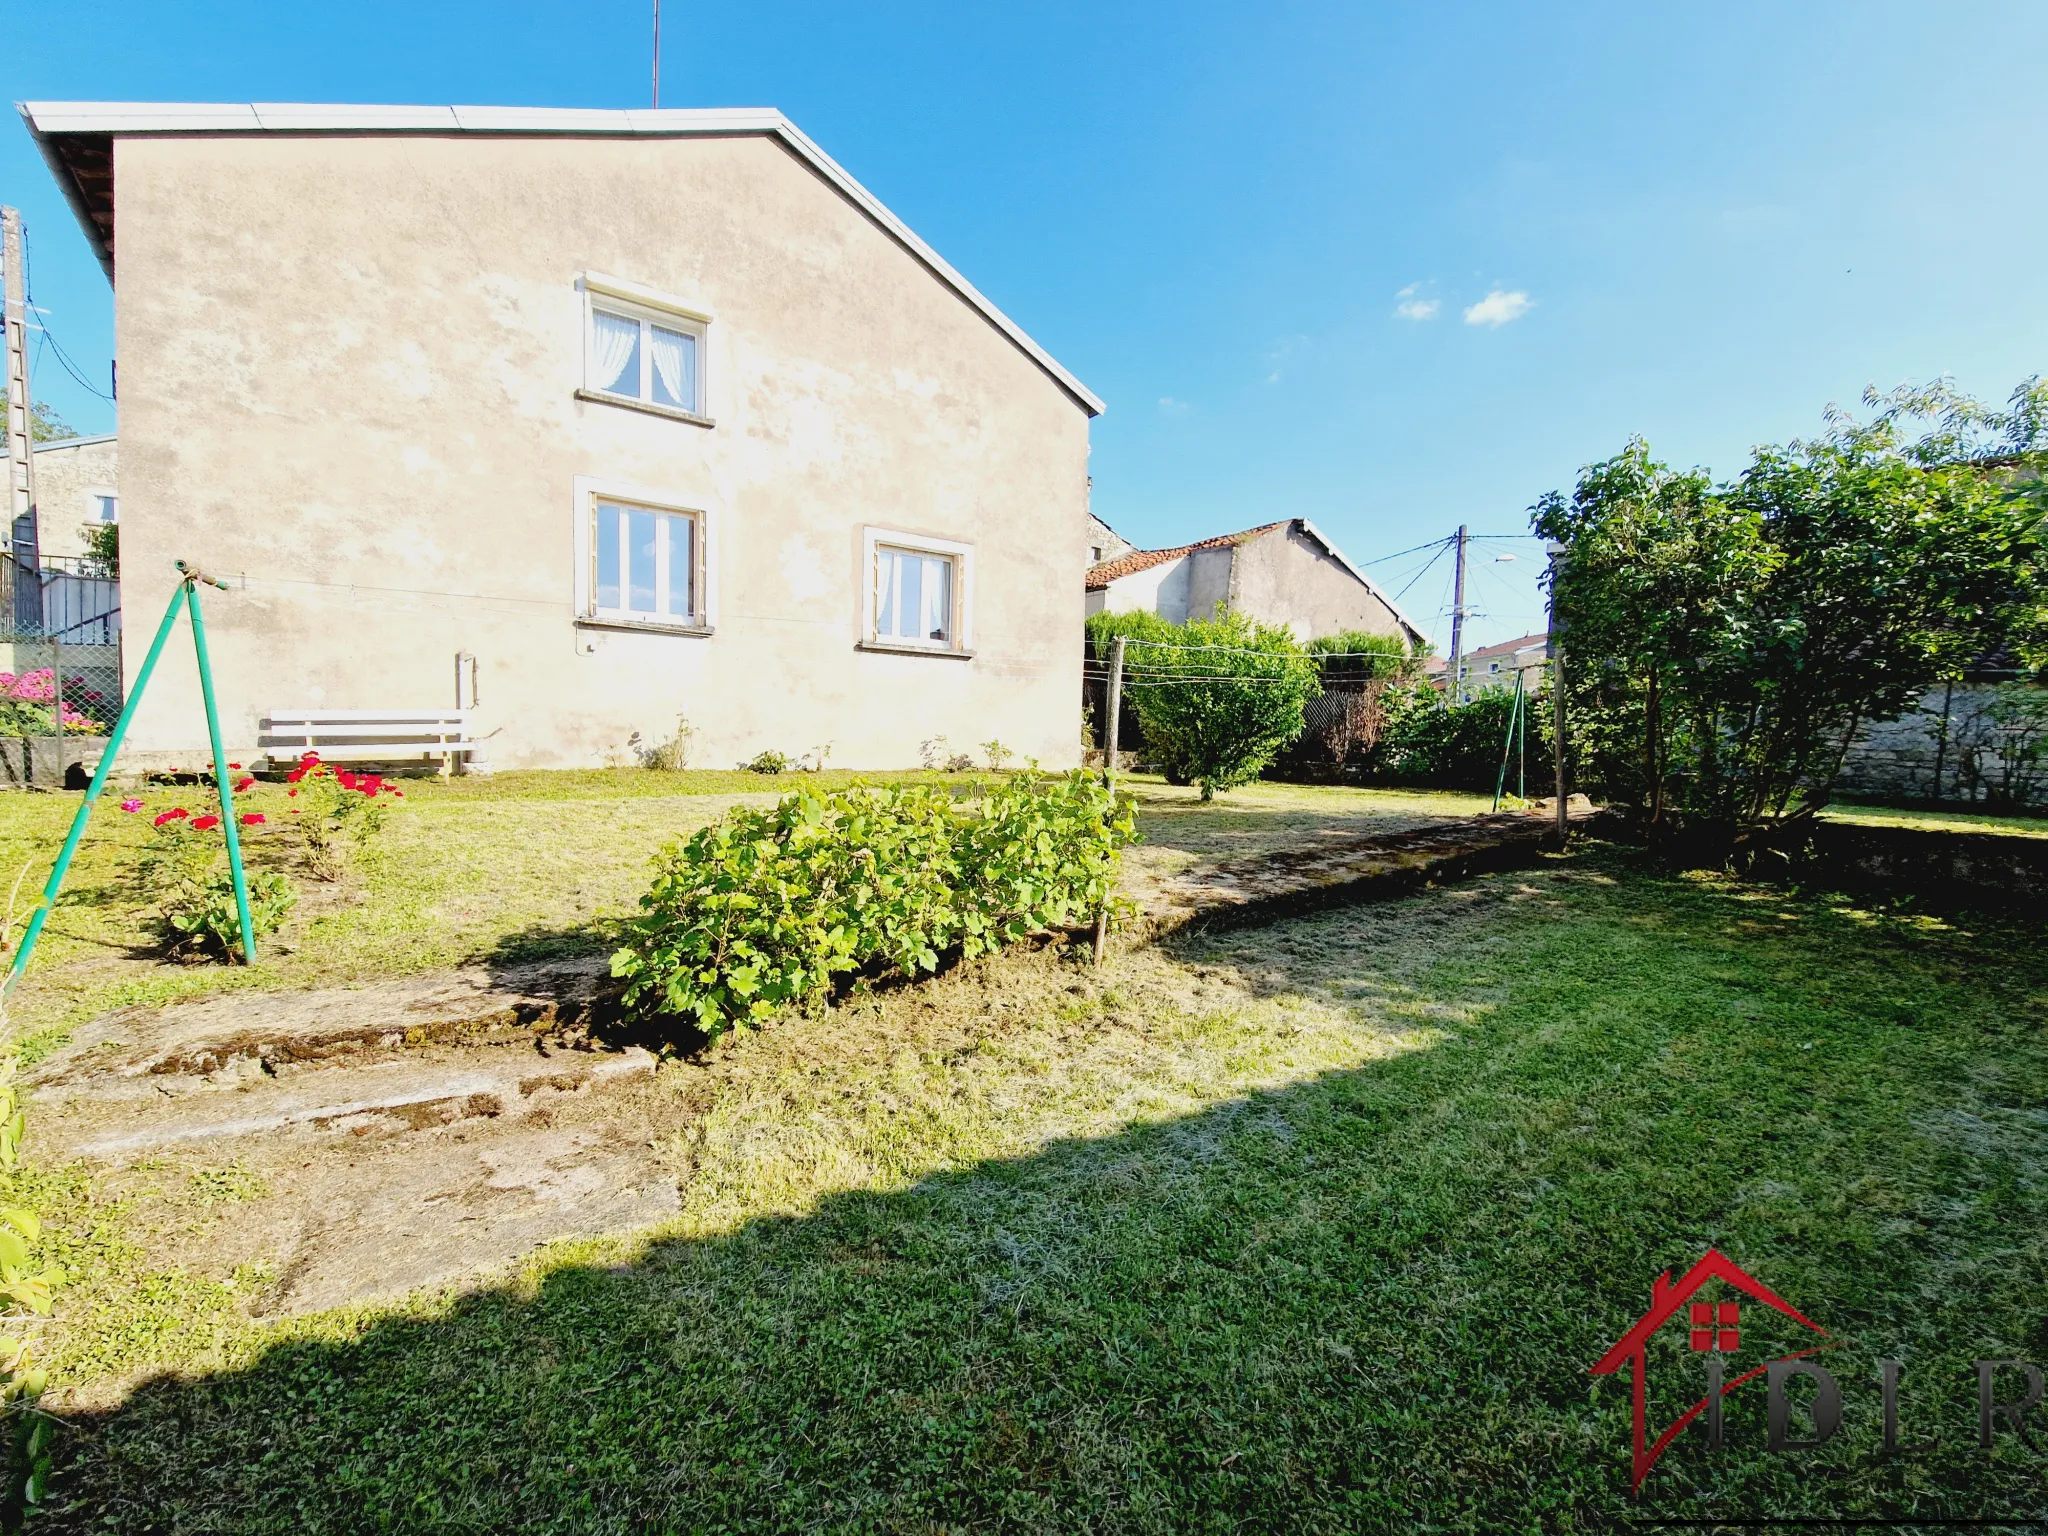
[
  {"left": 612, "top": 772, "right": 1137, "bottom": 1037},
  {"left": 132, "top": 813, "right": 296, "bottom": 960},
  {"left": 1119, "top": 612, "right": 1321, "bottom": 799}
]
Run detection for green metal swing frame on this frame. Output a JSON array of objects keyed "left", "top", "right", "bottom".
[{"left": 7, "top": 562, "right": 257, "bottom": 988}]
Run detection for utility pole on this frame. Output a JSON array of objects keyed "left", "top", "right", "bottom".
[
  {"left": 652, "top": 0, "right": 662, "bottom": 108},
  {"left": 1092, "top": 634, "right": 1126, "bottom": 965},
  {"left": 1546, "top": 541, "right": 1568, "bottom": 848},
  {"left": 3, "top": 207, "right": 39, "bottom": 643},
  {"left": 1446, "top": 523, "right": 1468, "bottom": 705}
]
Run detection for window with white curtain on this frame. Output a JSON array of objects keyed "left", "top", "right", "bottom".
[
  {"left": 590, "top": 497, "right": 702, "bottom": 626},
  {"left": 583, "top": 286, "right": 706, "bottom": 417},
  {"left": 867, "top": 536, "right": 972, "bottom": 654}
]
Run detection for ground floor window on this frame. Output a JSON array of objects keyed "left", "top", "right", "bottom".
[
  {"left": 576, "top": 481, "right": 710, "bottom": 631},
  {"left": 863, "top": 528, "right": 973, "bottom": 654}
]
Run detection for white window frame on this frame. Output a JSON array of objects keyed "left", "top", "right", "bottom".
[
  {"left": 577, "top": 273, "right": 711, "bottom": 424},
  {"left": 860, "top": 526, "right": 974, "bottom": 657},
  {"left": 571, "top": 475, "right": 718, "bottom": 635},
  {"left": 85, "top": 488, "right": 117, "bottom": 524}
]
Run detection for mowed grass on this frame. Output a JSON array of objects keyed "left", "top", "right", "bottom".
[
  {"left": 1820, "top": 796, "right": 2048, "bottom": 838},
  {"left": 27, "top": 845, "right": 2048, "bottom": 1533},
  {"left": 0, "top": 769, "right": 1486, "bottom": 1054}
]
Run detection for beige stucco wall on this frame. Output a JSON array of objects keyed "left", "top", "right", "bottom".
[
  {"left": 31, "top": 435, "right": 117, "bottom": 562},
  {"left": 1228, "top": 526, "right": 1408, "bottom": 642},
  {"left": 111, "top": 132, "right": 1092, "bottom": 768}
]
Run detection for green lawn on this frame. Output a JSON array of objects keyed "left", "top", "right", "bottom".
[
  {"left": 0, "top": 770, "right": 1486, "bottom": 1058},
  {"left": 1820, "top": 797, "right": 2048, "bottom": 839},
  {"left": 25, "top": 844, "right": 2047, "bottom": 1532}
]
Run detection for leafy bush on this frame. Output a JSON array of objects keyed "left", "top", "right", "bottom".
[
  {"left": 1372, "top": 683, "right": 1550, "bottom": 791},
  {"left": 82, "top": 522, "right": 118, "bottom": 579},
  {"left": 160, "top": 869, "right": 297, "bottom": 958},
  {"left": 132, "top": 809, "right": 296, "bottom": 959},
  {"left": 282, "top": 753, "right": 401, "bottom": 881},
  {"left": 981, "top": 740, "right": 1012, "bottom": 772},
  {"left": 1267, "top": 632, "right": 1427, "bottom": 781},
  {"left": 1535, "top": 378, "right": 2048, "bottom": 846},
  {"left": 612, "top": 772, "right": 1137, "bottom": 1037},
  {"left": 743, "top": 750, "right": 791, "bottom": 775},
  {"left": 0, "top": 1053, "right": 60, "bottom": 1527},
  {"left": 1304, "top": 629, "right": 1419, "bottom": 683},
  {"left": 1119, "top": 612, "right": 1321, "bottom": 799},
  {"left": 0, "top": 670, "right": 101, "bottom": 738}
]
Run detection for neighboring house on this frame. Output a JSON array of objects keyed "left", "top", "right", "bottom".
[
  {"left": 24, "top": 101, "right": 1103, "bottom": 769},
  {"left": 27, "top": 432, "right": 118, "bottom": 568},
  {"left": 1084, "top": 518, "right": 1423, "bottom": 647},
  {"left": 1085, "top": 512, "right": 1133, "bottom": 571},
  {"left": 1424, "top": 631, "right": 1550, "bottom": 699}
]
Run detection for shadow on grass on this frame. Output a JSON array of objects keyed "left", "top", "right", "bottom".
[{"left": 39, "top": 854, "right": 2048, "bottom": 1534}]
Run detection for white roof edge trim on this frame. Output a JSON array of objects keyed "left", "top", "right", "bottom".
[
  {"left": 1291, "top": 519, "right": 1429, "bottom": 648},
  {"left": 16, "top": 100, "right": 1105, "bottom": 417}
]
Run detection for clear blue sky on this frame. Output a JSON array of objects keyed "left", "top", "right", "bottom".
[{"left": 9, "top": 1, "right": 2045, "bottom": 648}]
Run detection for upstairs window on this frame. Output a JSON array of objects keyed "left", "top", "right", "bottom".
[
  {"left": 90, "top": 493, "right": 118, "bottom": 524},
  {"left": 579, "top": 276, "right": 710, "bottom": 421}
]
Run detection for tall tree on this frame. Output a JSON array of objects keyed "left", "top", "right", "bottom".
[{"left": 1535, "top": 379, "right": 2048, "bottom": 849}]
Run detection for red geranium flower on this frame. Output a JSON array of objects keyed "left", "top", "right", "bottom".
[
  {"left": 191, "top": 814, "right": 221, "bottom": 831},
  {"left": 233, "top": 776, "right": 256, "bottom": 792},
  {"left": 154, "top": 808, "right": 189, "bottom": 826},
  {"left": 240, "top": 812, "right": 266, "bottom": 826},
  {"left": 287, "top": 788, "right": 299, "bottom": 797},
  {"left": 228, "top": 762, "right": 242, "bottom": 770}
]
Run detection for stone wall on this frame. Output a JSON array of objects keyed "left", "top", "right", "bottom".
[{"left": 1837, "top": 682, "right": 2048, "bottom": 809}]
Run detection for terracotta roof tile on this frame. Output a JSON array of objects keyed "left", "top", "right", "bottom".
[{"left": 1085, "top": 520, "right": 1288, "bottom": 589}]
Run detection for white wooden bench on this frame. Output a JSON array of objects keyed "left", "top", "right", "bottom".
[{"left": 261, "top": 710, "right": 475, "bottom": 772}]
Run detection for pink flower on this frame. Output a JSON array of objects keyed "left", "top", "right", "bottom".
[
  {"left": 190, "top": 814, "right": 221, "bottom": 831},
  {"left": 154, "top": 808, "right": 189, "bottom": 827},
  {"left": 239, "top": 812, "right": 266, "bottom": 826},
  {"left": 119, "top": 798, "right": 144, "bottom": 813}
]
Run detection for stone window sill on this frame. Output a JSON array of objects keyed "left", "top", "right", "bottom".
[
  {"left": 856, "top": 640, "right": 974, "bottom": 661},
  {"left": 576, "top": 616, "right": 715, "bottom": 638},
  {"left": 573, "top": 389, "right": 715, "bottom": 430}
]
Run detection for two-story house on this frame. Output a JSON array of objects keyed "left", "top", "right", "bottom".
[{"left": 23, "top": 102, "right": 1103, "bottom": 769}]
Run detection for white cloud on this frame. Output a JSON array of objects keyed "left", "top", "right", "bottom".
[
  {"left": 1158, "top": 396, "right": 1191, "bottom": 415},
  {"left": 1393, "top": 283, "right": 1439, "bottom": 321},
  {"left": 1463, "top": 289, "right": 1533, "bottom": 327}
]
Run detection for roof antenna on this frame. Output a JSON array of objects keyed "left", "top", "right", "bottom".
[{"left": 652, "top": 0, "right": 661, "bottom": 108}]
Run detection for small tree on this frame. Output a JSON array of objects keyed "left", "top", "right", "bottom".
[
  {"left": 1121, "top": 612, "right": 1320, "bottom": 799},
  {"left": 1535, "top": 377, "right": 2048, "bottom": 851}
]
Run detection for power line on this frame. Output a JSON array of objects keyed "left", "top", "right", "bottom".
[
  {"left": 1390, "top": 541, "right": 1451, "bottom": 603},
  {"left": 22, "top": 233, "right": 112, "bottom": 402},
  {"left": 1361, "top": 535, "right": 1452, "bottom": 566}
]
